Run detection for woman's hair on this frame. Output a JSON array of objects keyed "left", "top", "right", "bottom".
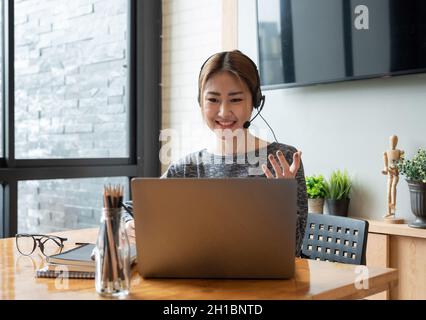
[{"left": 198, "top": 50, "right": 262, "bottom": 108}]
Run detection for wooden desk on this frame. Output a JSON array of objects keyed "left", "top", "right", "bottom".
[{"left": 0, "top": 228, "right": 397, "bottom": 300}]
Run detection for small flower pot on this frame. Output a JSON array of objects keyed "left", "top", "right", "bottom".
[
  {"left": 325, "top": 198, "right": 350, "bottom": 217},
  {"left": 407, "top": 180, "right": 426, "bottom": 229},
  {"left": 308, "top": 198, "right": 324, "bottom": 214}
]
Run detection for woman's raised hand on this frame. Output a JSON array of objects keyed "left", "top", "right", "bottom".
[{"left": 262, "top": 150, "right": 302, "bottom": 179}]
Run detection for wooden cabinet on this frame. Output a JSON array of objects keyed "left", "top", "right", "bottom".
[{"left": 365, "top": 220, "right": 426, "bottom": 299}]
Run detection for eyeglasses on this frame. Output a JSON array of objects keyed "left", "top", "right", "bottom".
[{"left": 15, "top": 233, "right": 68, "bottom": 257}]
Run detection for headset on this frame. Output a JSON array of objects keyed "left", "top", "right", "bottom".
[{"left": 198, "top": 51, "right": 278, "bottom": 142}]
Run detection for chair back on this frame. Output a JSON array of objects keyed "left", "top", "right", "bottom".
[{"left": 301, "top": 213, "right": 369, "bottom": 265}]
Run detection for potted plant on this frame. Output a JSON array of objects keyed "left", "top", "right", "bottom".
[
  {"left": 397, "top": 148, "right": 426, "bottom": 229},
  {"left": 305, "top": 175, "right": 327, "bottom": 213},
  {"left": 324, "top": 169, "right": 352, "bottom": 217}
]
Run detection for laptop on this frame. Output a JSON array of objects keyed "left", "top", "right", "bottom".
[{"left": 131, "top": 178, "right": 297, "bottom": 279}]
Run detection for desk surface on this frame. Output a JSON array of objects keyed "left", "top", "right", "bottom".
[{"left": 0, "top": 228, "right": 397, "bottom": 300}]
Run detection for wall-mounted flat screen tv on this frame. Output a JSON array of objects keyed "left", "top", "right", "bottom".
[{"left": 257, "top": 0, "right": 426, "bottom": 88}]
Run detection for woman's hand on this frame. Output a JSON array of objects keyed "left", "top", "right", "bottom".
[
  {"left": 125, "top": 219, "right": 136, "bottom": 244},
  {"left": 262, "top": 150, "right": 302, "bottom": 179}
]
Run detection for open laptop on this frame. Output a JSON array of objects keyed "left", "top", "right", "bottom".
[{"left": 131, "top": 178, "right": 297, "bottom": 279}]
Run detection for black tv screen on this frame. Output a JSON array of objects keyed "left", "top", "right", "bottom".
[{"left": 257, "top": 0, "right": 426, "bottom": 88}]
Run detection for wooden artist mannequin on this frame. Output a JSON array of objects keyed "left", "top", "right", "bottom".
[{"left": 381, "top": 135, "right": 404, "bottom": 223}]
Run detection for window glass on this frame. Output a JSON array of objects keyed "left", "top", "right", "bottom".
[
  {"left": 0, "top": 2, "right": 3, "bottom": 157},
  {"left": 18, "top": 177, "right": 129, "bottom": 233},
  {"left": 14, "top": 0, "right": 129, "bottom": 158}
]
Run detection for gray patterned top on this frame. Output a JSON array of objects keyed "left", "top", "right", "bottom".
[{"left": 160, "top": 142, "right": 308, "bottom": 256}]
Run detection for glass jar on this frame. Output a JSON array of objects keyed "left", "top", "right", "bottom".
[{"left": 94, "top": 208, "right": 131, "bottom": 297}]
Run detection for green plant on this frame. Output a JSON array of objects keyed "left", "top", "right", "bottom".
[
  {"left": 397, "top": 148, "right": 426, "bottom": 183},
  {"left": 305, "top": 175, "right": 327, "bottom": 199},
  {"left": 324, "top": 169, "right": 352, "bottom": 200}
]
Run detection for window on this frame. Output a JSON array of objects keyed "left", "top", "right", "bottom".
[
  {"left": 14, "top": 0, "right": 129, "bottom": 159},
  {"left": 0, "top": 1, "right": 3, "bottom": 157},
  {"left": 0, "top": 0, "right": 161, "bottom": 238},
  {"left": 18, "top": 177, "right": 129, "bottom": 233}
]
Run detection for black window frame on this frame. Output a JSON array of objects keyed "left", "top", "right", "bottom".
[{"left": 0, "top": 0, "right": 162, "bottom": 238}]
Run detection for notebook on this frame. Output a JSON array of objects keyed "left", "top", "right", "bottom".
[
  {"left": 37, "top": 243, "right": 137, "bottom": 279},
  {"left": 47, "top": 243, "right": 137, "bottom": 267},
  {"left": 45, "top": 262, "right": 95, "bottom": 273},
  {"left": 47, "top": 243, "right": 97, "bottom": 267},
  {"left": 36, "top": 267, "right": 95, "bottom": 279}
]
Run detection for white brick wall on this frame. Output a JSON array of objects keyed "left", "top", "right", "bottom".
[{"left": 161, "top": 0, "right": 229, "bottom": 172}]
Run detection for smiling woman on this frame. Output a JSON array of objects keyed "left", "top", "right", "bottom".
[{"left": 126, "top": 50, "right": 308, "bottom": 256}]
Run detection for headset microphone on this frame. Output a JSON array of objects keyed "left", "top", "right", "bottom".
[
  {"left": 243, "top": 95, "right": 266, "bottom": 129},
  {"left": 243, "top": 121, "right": 251, "bottom": 129},
  {"left": 243, "top": 95, "right": 278, "bottom": 143}
]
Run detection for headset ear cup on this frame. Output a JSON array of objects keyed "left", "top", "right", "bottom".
[{"left": 254, "top": 87, "right": 262, "bottom": 109}]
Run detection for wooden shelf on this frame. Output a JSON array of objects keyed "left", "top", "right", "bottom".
[{"left": 362, "top": 219, "right": 426, "bottom": 239}]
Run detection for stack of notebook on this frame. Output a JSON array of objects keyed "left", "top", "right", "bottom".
[{"left": 36, "top": 243, "right": 136, "bottom": 279}]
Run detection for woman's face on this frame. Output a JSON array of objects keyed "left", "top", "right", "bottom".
[{"left": 201, "top": 71, "right": 253, "bottom": 134}]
